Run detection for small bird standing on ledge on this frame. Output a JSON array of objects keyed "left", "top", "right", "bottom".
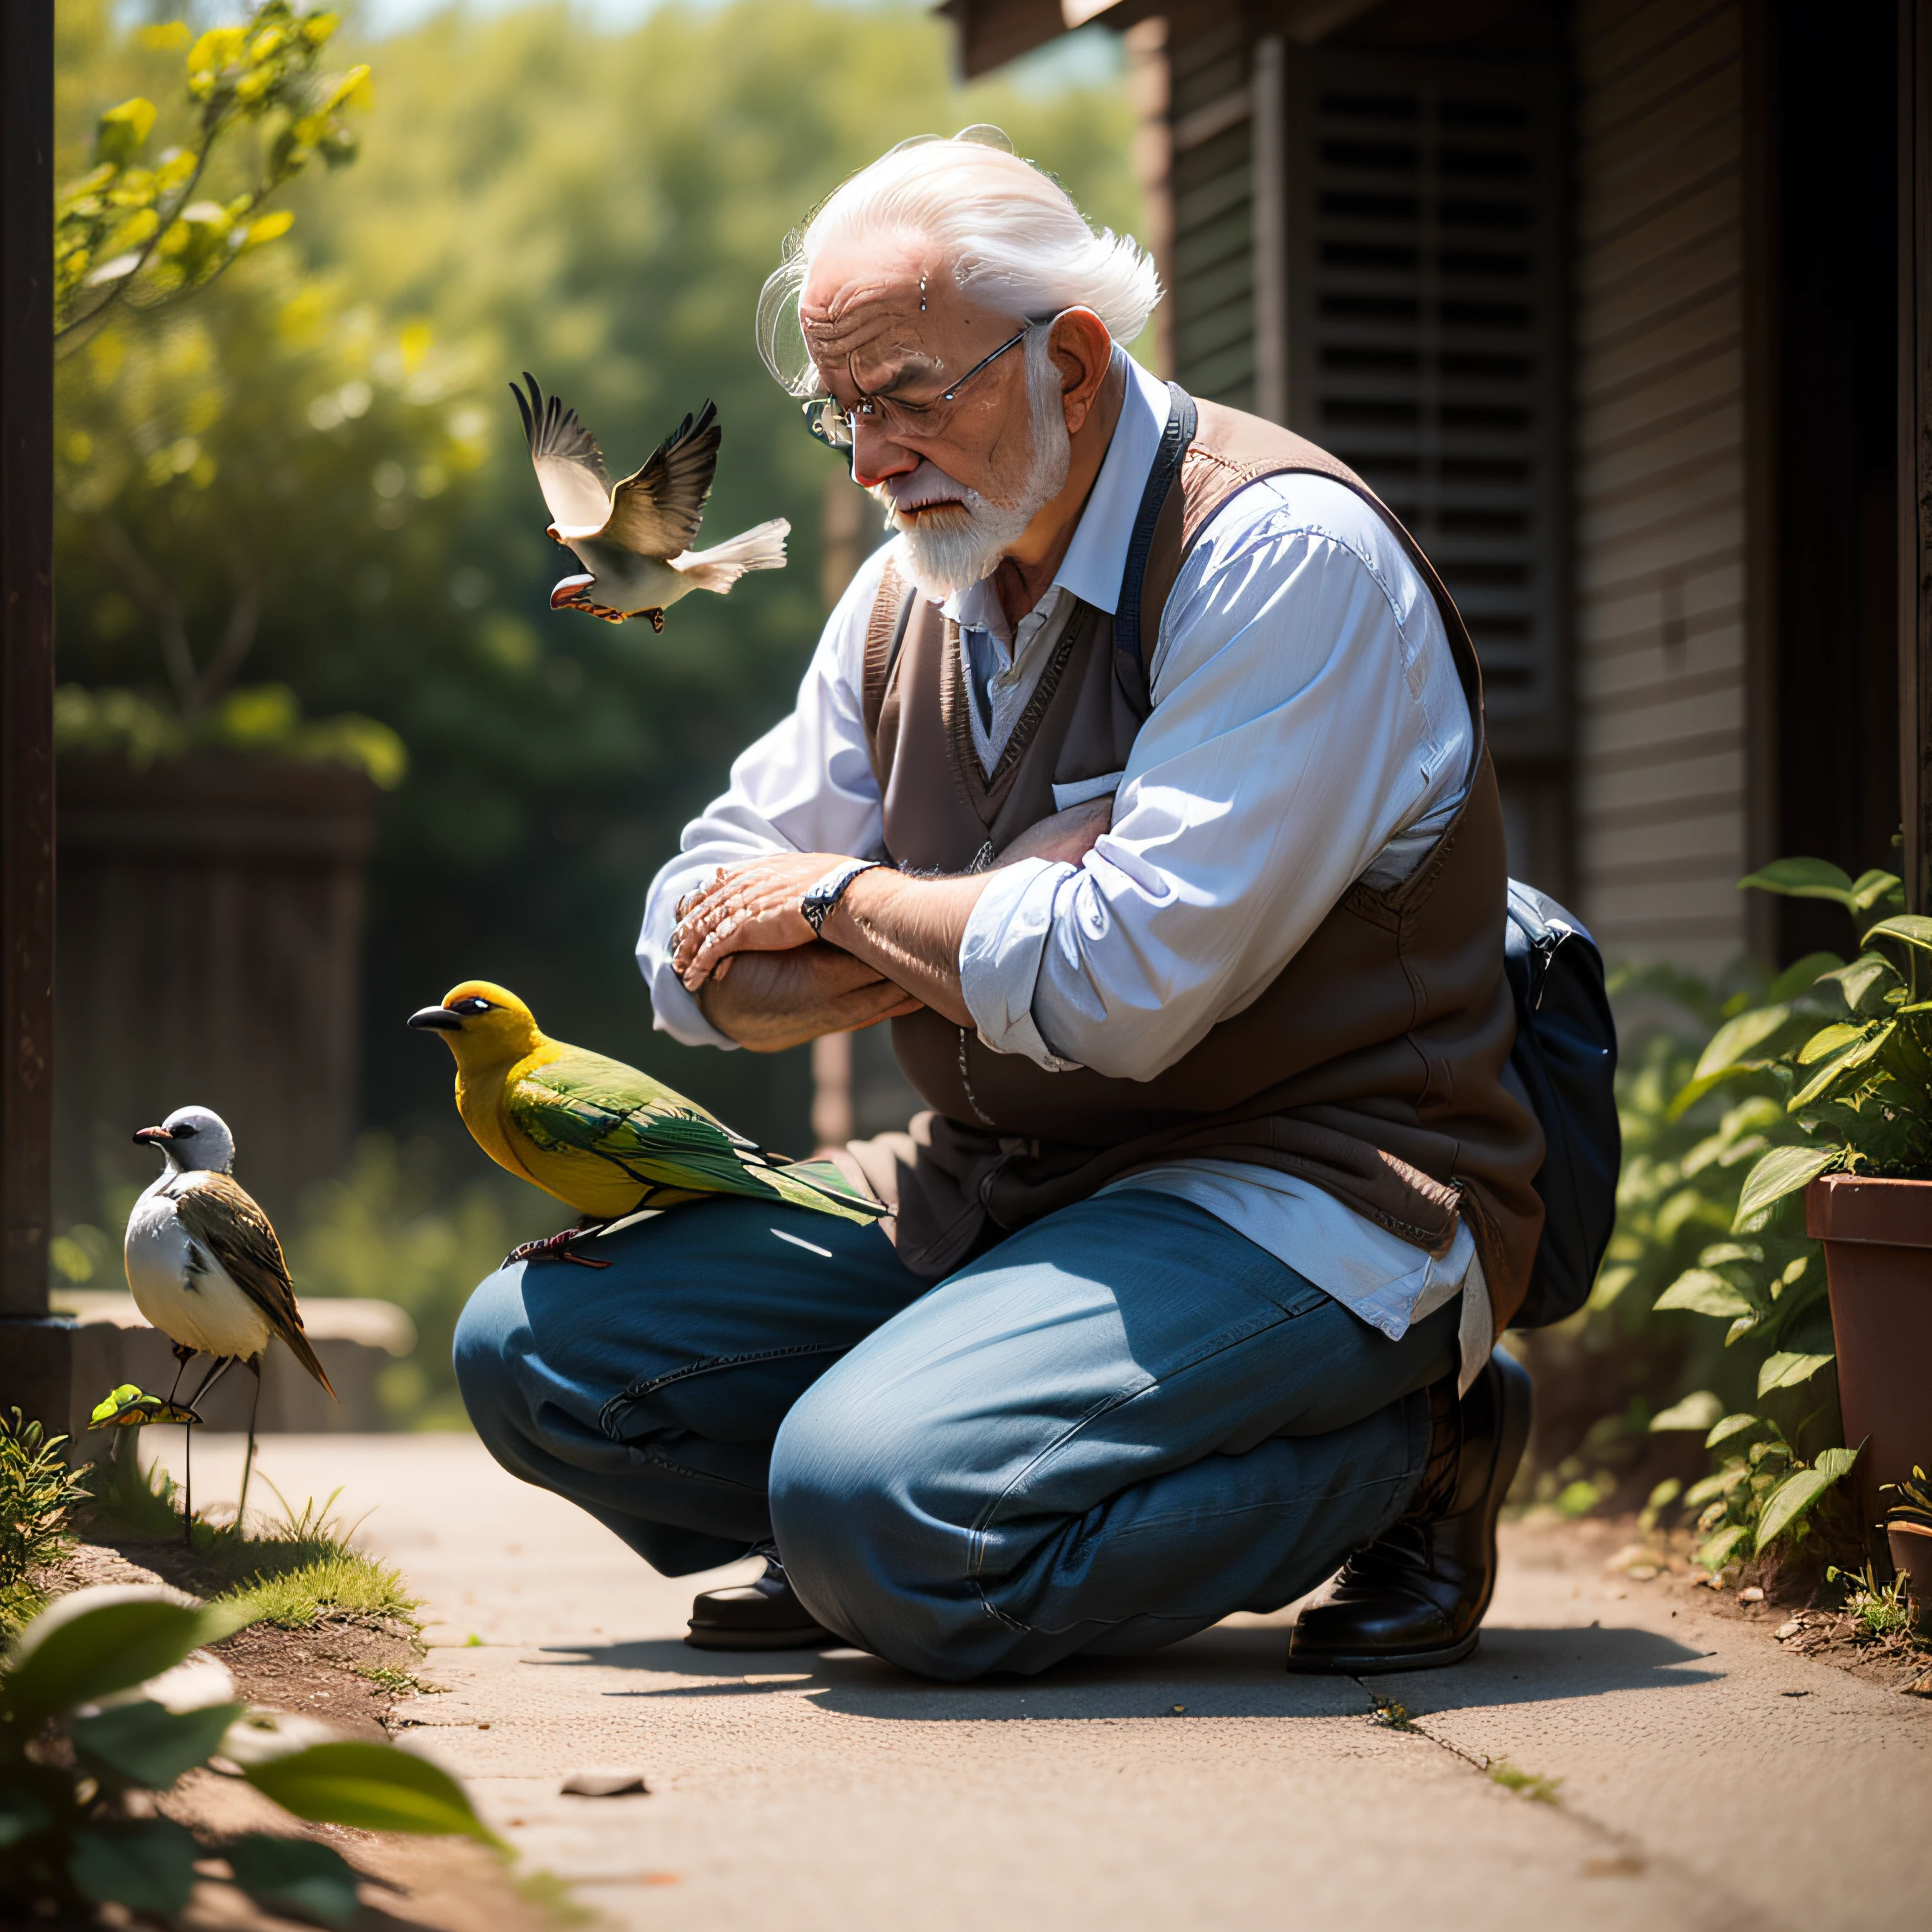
[
  {"left": 123, "top": 1106, "right": 335, "bottom": 1531},
  {"left": 513, "top": 375, "right": 789, "bottom": 629},
  {"left": 408, "top": 980, "right": 882, "bottom": 1265}
]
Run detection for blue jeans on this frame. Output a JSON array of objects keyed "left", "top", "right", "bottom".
[{"left": 453, "top": 1189, "right": 1455, "bottom": 1680}]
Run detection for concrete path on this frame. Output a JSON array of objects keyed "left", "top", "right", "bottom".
[{"left": 151, "top": 1433, "right": 1931, "bottom": 1932}]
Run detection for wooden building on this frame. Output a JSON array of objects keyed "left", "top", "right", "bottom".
[{"left": 947, "top": 0, "right": 1918, "bottom": 975}]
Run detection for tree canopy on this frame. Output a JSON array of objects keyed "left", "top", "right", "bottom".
[{"left": 54, "top": 0, "right": 1146, "bottom": 1155}]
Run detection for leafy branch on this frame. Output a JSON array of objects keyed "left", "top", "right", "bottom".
[{"left": 54, "top": 4, "right": 369, "bottom": 348}]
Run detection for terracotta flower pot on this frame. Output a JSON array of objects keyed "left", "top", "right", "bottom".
[
  {"left": 1805, "top": 1175, "right": 1932, "bottom": 1526},
  {"left": 1889, "top": 1519, "right": 1932, "bottom": 1635}
]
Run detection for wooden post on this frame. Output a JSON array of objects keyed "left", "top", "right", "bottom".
[
  {"left": 0, "top": 1, "right": 72, "bottom": 1430},
  {"left": 1902, "top": 0, "right": 1932, "bottom": 913}
]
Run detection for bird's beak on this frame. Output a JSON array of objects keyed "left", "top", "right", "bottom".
[
  {"left": 408, "top": 1005, "right": 464, "bottom": 1033},
  {"left": 132, "top": 1125, "right": 172, "bottom": 1145},
  {"left": 550, "top": 574, "right": 596, "bottom": 609}
]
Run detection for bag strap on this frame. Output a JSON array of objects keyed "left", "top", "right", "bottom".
[{"left": 1111, "top": 382, "right": 1196, "bottom": 721}]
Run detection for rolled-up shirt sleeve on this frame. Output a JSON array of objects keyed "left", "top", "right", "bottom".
[
  {"left": 960, "top": 482, "right": 1473, "bottom": 1080},
  {"left": 638, "top": 542, "right": 892, "bottom": 1048}
]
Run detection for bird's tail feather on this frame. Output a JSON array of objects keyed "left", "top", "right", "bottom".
[
  {"left": 675, "top": 517, "right": 790, "bottom": 592},
  {"left": 754, "top": 1157, "right": 886, "bottom": 1225}
]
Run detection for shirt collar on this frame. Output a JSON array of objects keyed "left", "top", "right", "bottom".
[{"left": 943, "top": 350, "right": 1173, "bottom": 627}]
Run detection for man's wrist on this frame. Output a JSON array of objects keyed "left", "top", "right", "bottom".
[{"left": 801, "top": 857, "right": 885, "bottom": 938}]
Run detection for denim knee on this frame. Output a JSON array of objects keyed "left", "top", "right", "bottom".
[
  {"left": 767, "top": 1377, "right": 988, "bottom": 1679},
  {"left": 451, "top": 1263, "right": 528, "bottom": 1450}
]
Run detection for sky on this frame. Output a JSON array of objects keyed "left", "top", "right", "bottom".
[{"left": 346, "top": 0, "right": 1124, "bottom": 92}]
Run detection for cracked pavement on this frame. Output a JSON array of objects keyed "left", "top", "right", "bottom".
[{"left": 157, "top": 1433, "right": 1932, "bottom": 1931}]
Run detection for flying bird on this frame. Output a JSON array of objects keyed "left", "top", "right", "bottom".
[
  {"left": 513, "top": 375, "right": 789, "bottom": 630},
  {"left": 408, "top": 980, "right": 882, "bottom": 1265},
  {"left": 123, "top": 1106, "right": 336, "bottom": 1531}
]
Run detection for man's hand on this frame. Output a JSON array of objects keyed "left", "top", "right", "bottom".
[
  {"left": 674, "top": 852, "right": 836, "bottom": 991},
  {"left": 696, "top": 941, "right": 918, "bottom": 1052}
]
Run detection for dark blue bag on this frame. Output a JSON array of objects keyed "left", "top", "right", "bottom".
[{"left": 1502, "top": 881, "right": 1621, "bottom": 1328}]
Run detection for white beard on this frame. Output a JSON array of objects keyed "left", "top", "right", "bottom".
[{"left": 877, "top": 334, "right": 1071, "bottom": 601}]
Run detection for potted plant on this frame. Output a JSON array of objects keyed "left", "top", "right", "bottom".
[
  {"left": 1690, "top": 860, "right": 1932, "bottom": 1530},
  {"left": 1885, "top": 1466, "right": 1932, "bottom": 1635}
]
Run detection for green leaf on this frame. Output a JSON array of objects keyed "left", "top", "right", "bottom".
[
  {"left": 1814, "top": 1444, "right": 1862, "bottom": 1484},
  {"left": 1685, "top": 1468, "right": 1746, "bottom": 1507},
  {"left": 1705, "top": 1412, "right": 1769, "bottom": 1449},
  {"left": 1755, "top": 1463, "right": 1846, "bottom": 1550},
  {"left": 1653, "top": 1269, "right": 1757, "bottom": 1319},
  {"left": 1739, "top": 858, "right": 1857, "bottom": 904},
  {"left": 244, "top": 1741, "right": 500, "bottom": 1845},
  {"left": 227, "top": 1833, "right": 364, "bottom": 1930},
  {"left": 1757, "top": 1351, "right": 1836, "bottom": 1397},
  {"left": 1816, "top": 953, "right": 1900, "bottom": 1013},
  {"left": 87, "top": 1384, "right": 202, "bottom": 1430},
  {"left": 1788, "top": 1023, "right": 1893, "bottom": 1108},
  {"left": 70, "top": 1697, "right": 245, "bottom": 1790},
  {"left": 1696, "top": 1241, "right": 1763, "bottom": 1268},
  {"left": 1796, "top": 1022, "right": 1868, "bottom": 1065},
  {"left": 94, "top": 97, "right": 157, "bottom": 168},
  {"left": 2, "top": 1588, "right": 258, "bottom": 1725},
  {"left": 1733, "top": 1144, "right": 1838, "bottom": 1228},
  {"left": 1767, "top": 952, "right": 1844, "bottom": 1001},
  {"left": 68, "top": 1818, "right": 201, "bottom": 1916},
  {"left": 1863, "top": 913, "right": 1932, "bottom": 955},
  {"left": 1697, "top": 1522, "right": 1752, "bottom": 1571},
  {"left": 1650, "top": 1391, "right": 1724, "bottom": 1432},
  {"left": 1672, "top": 1005, "right": 1794, "bottom": 1113},
  {"left": 1692, "top": 1004, "right": 1792, "bottom": 1081}
]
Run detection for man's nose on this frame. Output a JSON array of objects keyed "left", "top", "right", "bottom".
[{"left": 849, "top": 421, "right": 919, "bottom": 491}]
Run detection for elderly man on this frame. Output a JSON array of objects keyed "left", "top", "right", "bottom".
[{"left": 454, "top": 133, "right": 1544, "bottom": 1681}]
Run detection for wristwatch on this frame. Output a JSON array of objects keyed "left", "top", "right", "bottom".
[{"left": 801, "top": 858, "right": 884, "bottom": 938}]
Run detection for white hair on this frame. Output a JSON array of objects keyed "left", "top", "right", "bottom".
[{"left": 757, "top": 130, "right": 1161, "bottom": 395}]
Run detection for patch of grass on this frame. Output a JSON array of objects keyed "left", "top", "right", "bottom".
[
  {"left": 82, "top": 1430, "right": 189, "bottom": 1543},
  {"left": 0, "top": 1408, "right": 91, "bottom": 1633},
  {"left": 1487, "top": 1758, "right": 1563, "bottom": 1803},
  {"left": 1369, "top": 1696, "right": 1418, "bottom": 1731},
  {"left": 1828, "top": 1562, "right": 1916, "bottom": 1642},
  {"left": 219, "top": 1484, "right": 418, "bottom": 1631},
  {"left": 357, "top": 1663, "right": 431, "bottom": 1694}
]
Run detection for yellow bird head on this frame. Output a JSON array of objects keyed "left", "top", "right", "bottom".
[{"left": 406, "top": 980, "right": 545, "bottom": 1069}]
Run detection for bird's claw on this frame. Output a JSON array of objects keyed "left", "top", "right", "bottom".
[
  {"left": 557, "top": 592, "right": 630, "bottom": 625},
  {"left": 645, "top": 609, "right": 665, "bottom": 633},
  {"left": 504, "top": 1227, "right": 614, "bottom": 1269}
]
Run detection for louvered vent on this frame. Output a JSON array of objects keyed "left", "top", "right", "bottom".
[{"left": 1283, "top": 52, "right": 1567, "bottom": 758}]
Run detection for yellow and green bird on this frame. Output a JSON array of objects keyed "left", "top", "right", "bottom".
[{"left": 407, "top": 980, "right": 881, "bottom": 1266}]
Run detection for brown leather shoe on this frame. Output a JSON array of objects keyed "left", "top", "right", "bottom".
[
  {"left": 1285, "top": 1346, "right": 1532, "bottom": 1675},
  {"left": 685, "top": 1558, "right": 836, "bottom": 1652}
]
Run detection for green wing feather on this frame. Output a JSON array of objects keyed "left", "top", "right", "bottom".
[{"left": 508, "top": 1046, "right": 882, "bottom": 1223}]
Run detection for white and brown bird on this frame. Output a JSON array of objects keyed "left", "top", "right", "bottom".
[
  {"left": 123, "top": 1106, "right": 334, "bottom": 1428},
  {"left": 513, "top": 375, "right": 789, "bottom": 630}
]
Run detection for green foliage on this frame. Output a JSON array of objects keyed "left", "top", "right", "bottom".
[
  {"left": 1621, "top": 858, "right": 1932, "bottom": 1571},
  {"left": 1884, "top": 1464, "right": 1932, "bottom": 1526},
  {"left": 0, "top": 1416, "right": 92, "bottom": 1636},
  {"left": 1826, "top": 1562, "right": 1917, "bottom": 1641},
  {"left": 0, "top": 1584, "right": 493, "bottom": 1921},
  {"left": 55, "top": 3, "right": 368, "bottom": 341},
  {"left": 88, "top": 1383, "right": 204, "bottom": 1430},
  {"left": 55, "top": 0, "right": 1148, "bottom": 1163}
]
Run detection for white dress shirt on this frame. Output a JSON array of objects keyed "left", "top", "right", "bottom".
[{"left": 640, "top": 353, "right": 1494, "bottom": 1389}]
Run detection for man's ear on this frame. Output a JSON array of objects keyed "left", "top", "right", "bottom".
[{"left": 1047, "top": 308, "right": 1116, "bottom": 436}]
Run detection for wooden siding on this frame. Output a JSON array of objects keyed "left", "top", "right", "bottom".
[{"left": 1572, "top": 0, "right": 1751, "bottom": 971}]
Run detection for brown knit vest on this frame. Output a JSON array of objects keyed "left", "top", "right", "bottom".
[{"left": 830, "top": 396, "right": 1546, "bottom": 1333}]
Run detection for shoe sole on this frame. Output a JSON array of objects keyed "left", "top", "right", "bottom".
[
  {"left": 1283, "top": 1628, "right": 1481, "bottom": 1675},
  {"left": 684, "top": 1624, "right": 838, "bottom": 1652}
]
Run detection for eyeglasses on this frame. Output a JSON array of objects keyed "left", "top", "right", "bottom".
[{"left": 802, "top": 325, "right": 1032, "bottom": 453}]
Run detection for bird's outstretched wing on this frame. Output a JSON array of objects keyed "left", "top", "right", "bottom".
[
  {"left": 513, "top": 372, "right": 613, "bottom": 536},
  {"left": 601, "top": 400, "right": 721, "bottom": 560},
  {"left": 508, "top": 1045, "right": 882, "bottom": 1223},
  {"left": 173, "top": 1177, "right": 337, "bottom": 1396}
]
